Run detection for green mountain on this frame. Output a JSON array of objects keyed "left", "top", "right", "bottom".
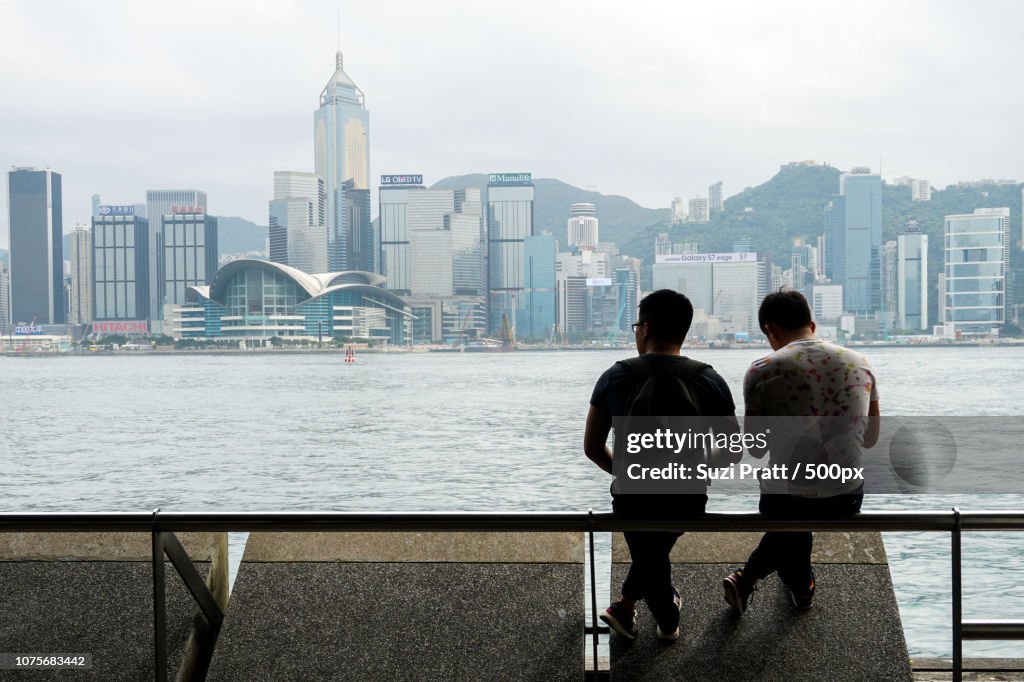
[
  {"left": 214, "top": 216, "right": 268, "bottom": 255},
  {"left": 430, "top": 174, "right": 668, "bottom": 246},
  {"left": 58, "top": 217, "right": 268, "bottom": 260}
]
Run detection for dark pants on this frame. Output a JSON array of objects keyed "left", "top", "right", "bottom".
[
  {"left": 612, "top": 492, "right": 707, "bottom": 624},
  {"left": 743, "top": 488, "right": 863, "bottom": 589}
]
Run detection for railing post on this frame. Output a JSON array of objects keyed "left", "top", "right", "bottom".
[
  {"left": 152, "top": 508, "right": 167, "bottom": 682},
  {"left": 951, "top": 506, "right": 962, "bottom": 682},
  {"left": 588, "top": 508, "right": 599, "bottom": 679}
]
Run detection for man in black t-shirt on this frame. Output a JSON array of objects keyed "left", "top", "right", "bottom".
[{"left": 585, "top": 289, "right": 739, "bottom": 642}]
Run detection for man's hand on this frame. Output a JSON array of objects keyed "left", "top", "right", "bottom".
[
  {"left": 584, "top": 404, "right": 614, "bottom": 475},
  {"left": 705, "top": 413, "right": 743, "bottom": 468}
]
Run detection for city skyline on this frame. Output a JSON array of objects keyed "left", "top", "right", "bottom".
[{"left": 3, "top": 1, "right": 1024, "bottom": 249}]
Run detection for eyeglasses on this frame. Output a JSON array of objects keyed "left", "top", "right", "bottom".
[{"left": 631, "top": 322, "right": 646, "bottom": 333}]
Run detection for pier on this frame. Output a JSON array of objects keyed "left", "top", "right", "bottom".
[{"left": 0, "top": 510, "right": 1022, "bottom": 680}]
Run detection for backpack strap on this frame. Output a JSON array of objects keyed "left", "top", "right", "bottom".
[{"left": 616, "top": 356, "right": 710, "bottom": 382}]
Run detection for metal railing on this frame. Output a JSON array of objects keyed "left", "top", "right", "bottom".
[{"left": 1, "top": 508, "right": 1023, "bottom": 682}]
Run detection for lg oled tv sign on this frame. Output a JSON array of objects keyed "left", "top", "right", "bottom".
[
  {"left": 380, "top": 175, "right": 424, "bottom": 186},
  {"left": 93, "top": 321, "right": 149, "bottom": 335}
]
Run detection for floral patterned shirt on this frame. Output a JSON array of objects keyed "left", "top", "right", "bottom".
[{"left": 743, "top": 338, "right": 878, "bottom": 495}]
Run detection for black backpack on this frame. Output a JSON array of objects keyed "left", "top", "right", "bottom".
[
  {"left": 611, "top": 356, "right": 712, "bottom": 495},
  {"left": 617, "top": 356, "right": 709, "bottom": 418}
]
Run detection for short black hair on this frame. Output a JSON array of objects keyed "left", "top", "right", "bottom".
[
  {"left": 637, "top": 289, "right": 694, "bottom": 345},
  {"left": 758, "top": 289, "right": 813, "bottom": 333}
]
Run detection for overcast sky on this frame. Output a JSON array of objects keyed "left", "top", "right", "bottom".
[{"left": 2, "top": 0, "right": 1023, "bottom": 249}]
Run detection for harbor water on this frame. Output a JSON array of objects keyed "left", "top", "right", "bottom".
[{"left": 1, "top": 346, "right": 1022, "bottom": 657}]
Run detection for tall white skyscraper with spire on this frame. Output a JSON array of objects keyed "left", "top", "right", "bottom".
[{"left": 314, "top": 50, "right": 372, "bottom": 273}]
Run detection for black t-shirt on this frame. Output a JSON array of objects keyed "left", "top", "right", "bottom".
[{"left": 590, "top": 353, "right": 736, "bottom": 418}]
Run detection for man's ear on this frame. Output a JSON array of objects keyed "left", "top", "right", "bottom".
[{"left": 809, "top": 320, "right": 816, "bottom": 333}]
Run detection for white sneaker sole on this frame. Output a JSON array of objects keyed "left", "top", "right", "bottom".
[{"left": 599, "top": 611, "right": 637, "bottom": 640}]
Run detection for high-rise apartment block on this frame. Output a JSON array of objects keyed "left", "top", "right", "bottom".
[
  {"left": 670, "top": 197, "right": 686, "bottom": 224},
  {"left": 269, "top": 171, "right": 327, "bottom": 273},
  {"left": 911, "top": 179, "right": 931, "bottom": 202},
  {"left": 69, "top": 224, "right": 92, "bottom": 325},
  {"left": 897, "top": 220, "right": 928, "bottom": 331},
  {"left": 7, "top": 168, "right": 64, "bottom": 325},
  {"left": 567, "top": 203, "right": 599, "bottom": 251},
  {"left": 91, "top": 209, "right": 149, "bottom": 321},
  {"left": 688, "top": 197, "right": 709, "bottom": 223},
  {"left": 486, "top": 173, "right": 535, "bottom": 334},
  {"left": 824, "top": 167, "right": 882, "bottom": 315},
  {"left": 708, "top": 181, "right": 723, "bottom": 215},
  {"left": 944, "top": 208, "right": 1009, "bottom": 334},
  {"left": 314, "top": 52, "right": 372, "bottom": 272}
]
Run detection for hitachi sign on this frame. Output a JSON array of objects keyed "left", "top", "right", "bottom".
[{"left": 93, "top": 320, "right": 149, "bottom": 335}]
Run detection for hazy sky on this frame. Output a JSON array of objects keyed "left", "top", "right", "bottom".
[{"left": 2, "top": 0, "right": 1022, "bottom": 249}]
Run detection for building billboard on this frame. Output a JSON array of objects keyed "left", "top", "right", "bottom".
[
  {"left": 586, "top": 277, "right": 613, "bottom": 287},
  {"left": 98, "top": 205, "right": 135, "bottom": 216},
  {"left": 655, "top": 252, "right": 758, "bottom": 264},
  {"left": 170, "top": 205, "right": 205, "bottom": 215},
  {"left": 14, "top": 324, "right": 45, "bottom": 335},
  {"left": 380, "top": 175, "right": 424, "bottom": 186},
  {"left": 93, "top": 320, "right": 149, "bottom": 335},
  {"left": 488, "top": 172, "right": 533, "bottom": 186}
]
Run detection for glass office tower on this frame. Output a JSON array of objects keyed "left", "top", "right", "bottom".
[
  {"left": 314, "top": 51, "right": 372, "bottom": 272},
  {"left": 91, "top": 213, "right": 149, "bottom": 321},
  {"left": 944, "top": 208, "right": 1009, "bottom": 335},
  {"left": 7, "top": 168, "right": 64, "bottom": 324},
  {"left": 486, "top": 173, "right": 534, "bottom": 334},
  {"left": 825, "top": 168, "right": 882, "bottom": 314}
]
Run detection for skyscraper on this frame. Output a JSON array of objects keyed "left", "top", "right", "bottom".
[
  {"left": 880, "top": 240, "right": 899, "bottom": 330},
  {"left": 708, "top": 181, "right": 724, "bottom": 215},
  {"left": 159, "top": 210, "right": 218, "bottom": 308},
  {"left": 92, "top": 211, "right": 149, "bottom": 322},
  {"left": 824, "top": 168, "right": 882, "bottom": 314},
  {"left": 567, "top": 203, "right": 599, "bottom": 251},
  {"left": 146, "top": 189, "right": 207, "bottom": 324},
  {"left": 486, "top": 173, "right": 535, "bottom": 334},
  {"left": 944, "top": 208, "right": 1009, "bottom": 335},
  {"left": 897, "top": 220, "right": 928, "bottom": 331},
  {"left": 69, "top": 224, "right": 92, "bottom": 325},
  {"left": 522, "top": 234, "right": 557, "bottom": 339},
  {"left": 0, "top": 266, "right": 10, "bottom": 335},
  {"left": 314, "top": 51, "right": 371, "bottom": 272},
  {"left": 269, "top": 171, "right": 327, "bottom": 273},
  {"left": 7, "top": 168, "right": 64, "bottom": 324}
]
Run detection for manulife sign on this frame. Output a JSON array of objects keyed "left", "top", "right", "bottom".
[{"left": 488, "top": 172, "right": 532, "bottom": 186}]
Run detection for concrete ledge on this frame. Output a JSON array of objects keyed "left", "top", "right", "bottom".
[
  {"left": 611, "top": 531, "right": 888, "bottom": 565},
  {"left": 206, "top": 532, "right": 584, "bottom": 681},
  {"left": 241, "top": 531, "right": 584, "bottom": 563},
  {"left": 0, "top": 532, "right": 228, "bottom": 681},
  {"left": 609, "top": 562, "right": 912, "bottom": 681}
]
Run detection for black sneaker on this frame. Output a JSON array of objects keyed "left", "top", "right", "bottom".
[
  {"left": 600, "top": 601, "right": 638, "bottom": 640},
  {"left": 723, "top": 569, "right": 755, "bottom": 614},
  {"left": 790, "top": 573, "right": 815, "bottom": 610},
  {"left": 656, "top": 586, "right": 681, "bottom": 641}
]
